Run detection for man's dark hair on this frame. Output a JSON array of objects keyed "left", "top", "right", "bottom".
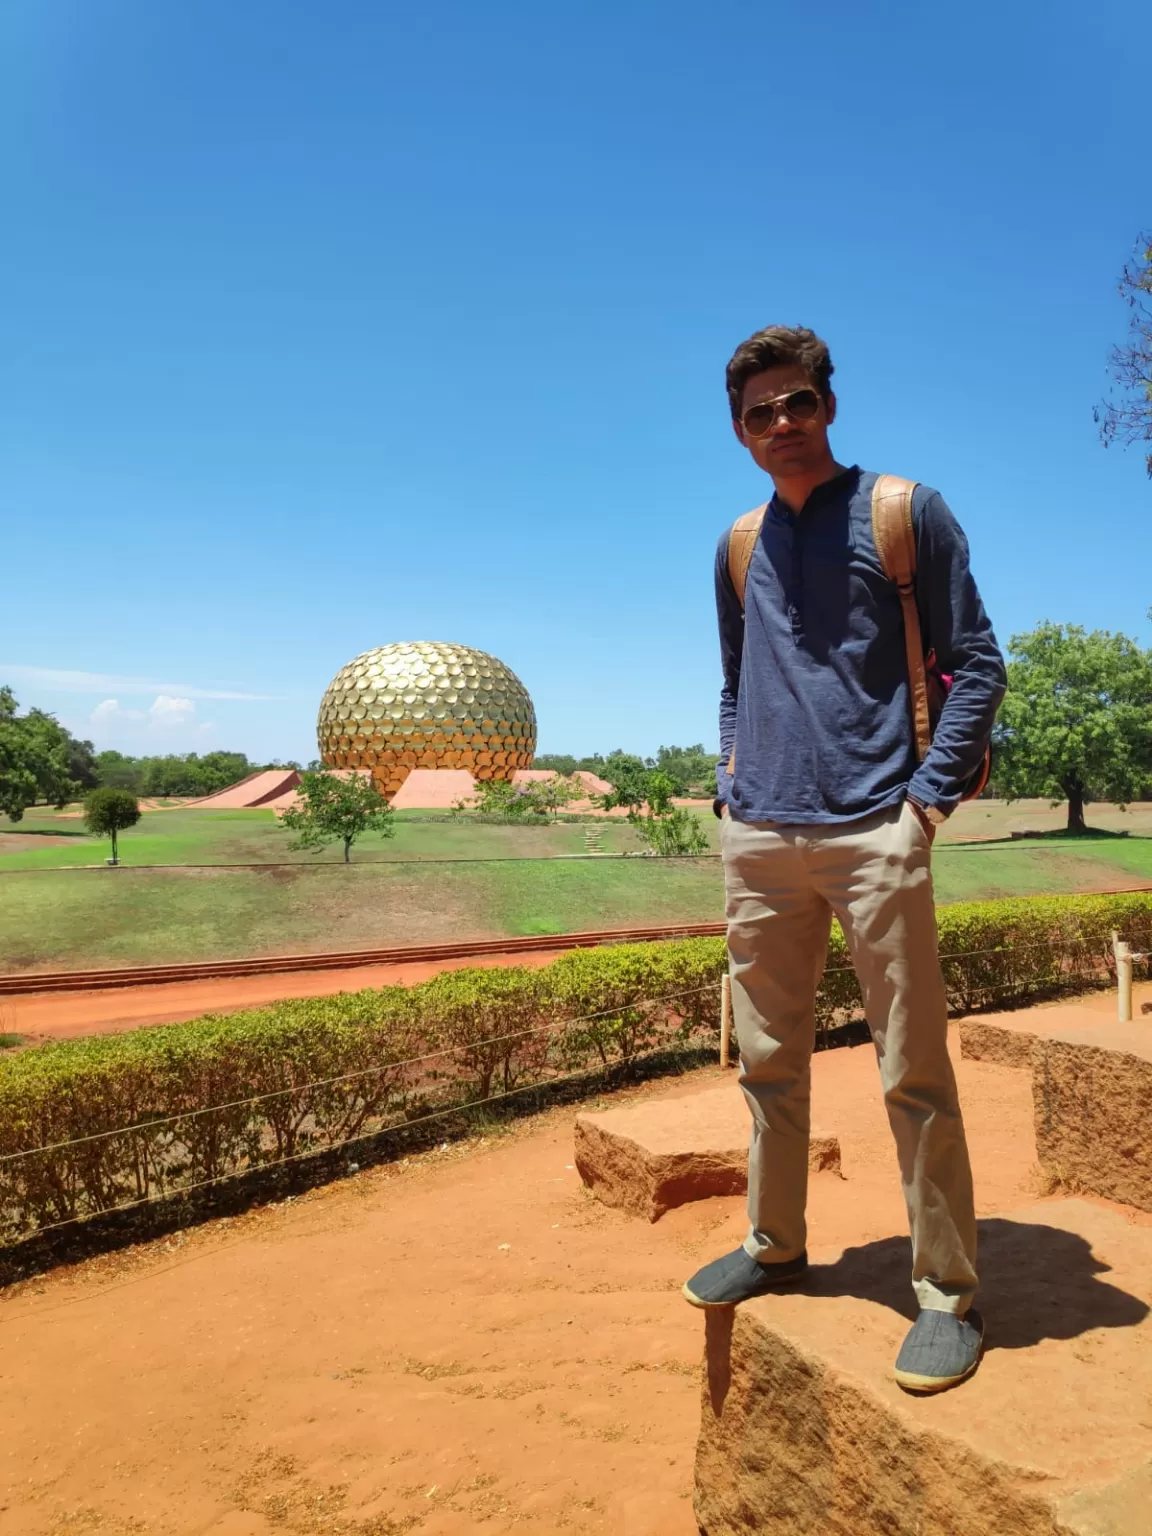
[{"left": 725, "top": 325, "right": 834, "bottom": 421}]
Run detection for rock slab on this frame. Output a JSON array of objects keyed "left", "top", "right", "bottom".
[
  {"left": 1034, "top": 1020, "right": 1152, "bottom": 1212},
  {"left": 694, "top": 1199, "right": 1152, "bottom": 1535},
  {"left": 959, "top": 1004, "right": 1117, "bottom": 1070},
  {"left": 574, "top": 1083, "right": 840, "bottom": 1221}
]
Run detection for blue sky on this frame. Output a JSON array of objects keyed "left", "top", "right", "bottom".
[{"left": 1, "top": 1, "right": 1149, "bottom": 764}]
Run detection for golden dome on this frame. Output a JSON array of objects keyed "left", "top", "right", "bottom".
[{"left": 317, "top": 641, "right": 537, "bottom": 799}]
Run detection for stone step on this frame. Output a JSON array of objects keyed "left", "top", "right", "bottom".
[
  {"left": 1033, "top": 1019, "right": 1152, "bottom": 1213},
  {"left": 694, "top": 1197, "right": 1152, "bottom": 1536},
  {"left": 574, "top": 1082, "right": 841, "bottom": 1222},
  {"left": 959, "top": 1002, "right": 1121, "bottom": 1070}
]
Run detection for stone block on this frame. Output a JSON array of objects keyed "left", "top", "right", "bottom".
[
  {"left": 574, "top": 1083, "right": 840, "bottom": 1221},
  {"left": 1034, "top": 1021, "right": 1152, "bottom": 1212},
  {"left": 694, "top": 1199, "right": 1152, "bottom": 1535},
  {"left": 959, "top": 1004, "right": 1117, "bottom": 1070}
]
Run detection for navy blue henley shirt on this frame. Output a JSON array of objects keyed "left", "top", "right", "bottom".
[{"left": 715, "top": 465, "right": 1006, "bottom": 824}]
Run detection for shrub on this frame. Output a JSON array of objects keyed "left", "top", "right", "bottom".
[
  {"left": 2, "top": 891, "right": 1149, "bottom": 1246},
  {"left": 453, "top": 774, "right": 586, "bottom": 822},
  {"left": 631, "top": 805, "right": 710, "bottom": 856}
]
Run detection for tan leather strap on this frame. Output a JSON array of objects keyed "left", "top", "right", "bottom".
[
  {"left": 871, "top": 474, "right": 931, "bottom": 761},
  {"left": 727, "top": 504, "right": 768, "bottom": 612},
  {"left": 725, "top": 505, "right": 767, "bottom": 774}
]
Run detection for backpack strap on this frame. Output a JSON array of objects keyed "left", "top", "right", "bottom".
[
  {"left": 724, "top": 505, "right": 768, "bottom": 775},
  {"left": 871, "top": 474, "right": 931, "bottom": 761},
  {"left": 727, "top": 504, "right": 768, "bottom": 612}
]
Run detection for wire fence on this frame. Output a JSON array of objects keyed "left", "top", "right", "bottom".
[
  {"left": 8, "top": 838, "right": 1152, "bottom": 875},
  {"left": 0, "top": 982, "right": 722, "bottom": 1246},
  {"left": 0, "top": 985, "right": 718, "bottom": 1167},
  {"left": 1, "top": 925, "right": 1145, "bottom": 1251},
  {"left": 14, "top": 1052, "right": 706, "bottom": 1242}
]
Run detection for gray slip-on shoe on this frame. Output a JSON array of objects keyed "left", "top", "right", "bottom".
[
  {"left": 682, "top": 1247, "right": 809, "bottom": 1308},
  {"left": 894, "top": 1308, "right": 984, "bottom": 1393}
]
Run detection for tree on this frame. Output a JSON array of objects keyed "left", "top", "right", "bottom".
[
  {"left": 62, "top": 730, "right": 100, "bottom": 791},
  {"left": 0, "top": 687, "right": 38, "bottom": 821},
  {"left": 83, "top": 787, "right": 142, "bottom": 863},
  {"left": 95, "top": 750, "right": 142, "bottom": 791},
  {"left": 92, "top": 750, "right": 295, "bottom": 797},
  {"left": 1097, "top": 234, "right": 1152, "bottom": 476},
  {"left": 991, "top": 623, "right": 1152, "bottom": 832},
  {"left": 532, "top": 754, "right": 579, "bottom": 775},
  {"left": 597, "top": 753, "right": 654, "bottom": 814},
  {"left": 0, "top": 688, "right": 82, "bottom": 821},
  {"left": 532, "top": 746, "right": 720, "bottom": 795},
  {"left": 598, "top": 760, "right": 709, "bottom": 854},
  {"left": 653, "top": 744, "right": 717, "bottom": 795},
  {"left": 279, "top": 770, "right": 395, "bottom": 862},
  {"left": 139, "top": 751, "right": 255, "bottom": 797},
  {"left": 22, "top": 709, "right": 87, "bottom": 805}
]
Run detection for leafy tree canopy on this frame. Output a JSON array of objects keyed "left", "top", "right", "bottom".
[
  {"left": 991, "top": 622, "right": 1152, "bottom": 831},
  {"left": 93, "top": 750, "right": 295, "bottom": 798},
  {"left": 533, "top": 745, "right": 718, "bottom": 796},
  {"left": 596, "top": 757, "right": 709, "bottom": 854},
  {"left": 279, "top": 770, "right": 395, "bottom": 862},
  {"left": 532, "top": 754, "right": 580, "bottom": 776},
  {"left": 82, "top": 786, "right": 142, "bottom": 863},
  {"left": 0, "top": 687, "right": 87, "bottom": 821},
  {"left": 597, "top": 753, "right": 654, "bottom": 814}
]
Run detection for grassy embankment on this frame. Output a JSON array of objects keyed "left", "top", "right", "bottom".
[
  {"left": 4, "top": 800, "right": 1152, "bottom": 973},
  {"left": 0, "top": 805, "right": 654, "bottom": 869}
]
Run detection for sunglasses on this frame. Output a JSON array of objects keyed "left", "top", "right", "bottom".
[{"left": 740, "top": 387, "right": 822, "bottom": 438}]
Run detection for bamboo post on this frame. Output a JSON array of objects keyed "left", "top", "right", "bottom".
[
  {"left": 720, "top": 974, "right": 733, "bottom": 1067},
  {"left": 1113, "top": 931, "right": 1133, "bottom": 1023}
]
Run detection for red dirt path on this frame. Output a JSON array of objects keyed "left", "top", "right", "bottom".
[
  {"left": 4, "top": 949, "right": 570, "bottom": 1043},
  {"left": 1, "top": 1026, "right": 1099, "bottom": 1534}
]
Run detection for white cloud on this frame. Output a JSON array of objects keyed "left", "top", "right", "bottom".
[
  {"left": 1, "top": 664, "right": 272, "bottom": 701},
  {"left": 149, "top": 695, "right": 196, "bottom": 728},
  {"left": 90, "top": 698, "right": 145, "bottom": 726}
]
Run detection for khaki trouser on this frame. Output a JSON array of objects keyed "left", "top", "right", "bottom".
[{"left": 722, "top": 799, "right": 977, "bottom": 1314}]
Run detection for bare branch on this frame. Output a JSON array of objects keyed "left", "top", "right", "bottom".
[{"left": 1097, "top": 233, "right": 1152, "bottom": 477}]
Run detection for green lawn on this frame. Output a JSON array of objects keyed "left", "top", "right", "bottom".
[
  {"left": 5, "top": 798, "right": 1152, "bottom": 974},
  {"left": 4, "top": 836, "right": 1152, "bottom": 975},
  {"left": 0, "top": 806, "right": 662, "bottom": 869},
  {"left": 0, "top": 859, "right": 728, "bottom": 973}
]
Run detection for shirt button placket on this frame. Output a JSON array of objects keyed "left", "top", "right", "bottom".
[{"left": 789, "top": 518, "right": 804, "bottom": 642}]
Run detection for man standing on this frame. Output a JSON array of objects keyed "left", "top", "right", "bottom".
[{"left": 682, "top": 325, "right": 1006, "bottom": 1394}]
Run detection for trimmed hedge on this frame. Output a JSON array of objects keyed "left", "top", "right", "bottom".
[
  {"left": 821, "top": 890, "right": 1152, "bottom": 1026},
  {"left": 2, "top": 892, "right": 1150, "bottom": 1245},
  {"left": 0, "top": 937, "right": 725, "bottom": 1244}
]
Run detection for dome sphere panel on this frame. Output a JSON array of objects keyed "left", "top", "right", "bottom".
[{"left": 317, "top": 641, "right": 536, "bottom": 798}]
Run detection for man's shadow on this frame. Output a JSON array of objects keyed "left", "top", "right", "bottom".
[
  {"left": 704, "top": 1217, "right": 1150, "bottom": 1416},
  {"left": 808, "top": 1217, "right": 1149, "bottom": 1348}
]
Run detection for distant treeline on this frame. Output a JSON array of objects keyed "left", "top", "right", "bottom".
[
  {"left": 533, "top": 744, "right": 718, "bottom": 797},
  {"left": 1, "top": 683, "right": 298, "bottom": 820},
  {"left": 94, "top": 750, "right": 301, "bottom": 798}
]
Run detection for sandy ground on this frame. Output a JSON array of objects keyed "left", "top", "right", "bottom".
[
  {"left": 0, "top": 1024, "right": 1108, "bottom": 1536},
  {"left": 187, "top": 772, "right": 305, "bottom": 810},
  {"left": 2, "top": 950, "right": 572, "bottom": 1043}
]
